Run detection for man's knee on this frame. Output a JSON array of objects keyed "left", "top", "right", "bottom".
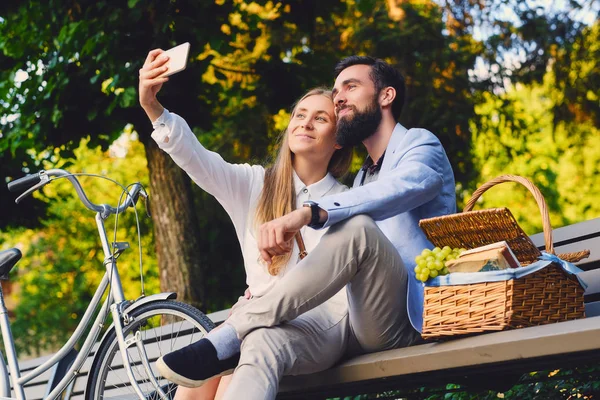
[
  {"left": 227, "top": 330, "right": 283, "bottom": 400},
  {"left": 240, "top": 328, "right": 294, "bottom": 367},
  {"left": 332, "top": 214, "right": 378, "bottom": 236},
  {"left": 327, "top": 215, "right": 393, "bottom": 253},
  {"left": 236, "top": 329, "right": 286, "bottom": 385}
]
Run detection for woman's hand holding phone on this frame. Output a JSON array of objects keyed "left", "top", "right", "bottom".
[
  {"left": 139, "top": 44, "right": 190, "bottom": 123},
  {"left": 138, "top": 49, "right": 170, "bottom": 122}
]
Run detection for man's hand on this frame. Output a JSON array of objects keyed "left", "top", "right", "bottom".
[
  {"left": 139, "top": 49, "right": 170, "bottom": 122},
  {"left": 258, "top": 207, "right": 312, "bottom": 264}
]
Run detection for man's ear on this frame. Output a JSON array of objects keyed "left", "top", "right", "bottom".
[{"left": 379, "top": 87, "right": 396, "bottom": 107}]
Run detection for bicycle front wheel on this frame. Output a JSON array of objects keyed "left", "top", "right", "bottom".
[{"left": 85, "top": 300, "right": 215, "bottom": 400}]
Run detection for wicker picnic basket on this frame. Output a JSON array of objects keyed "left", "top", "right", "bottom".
[{"left": 419, "top": 175, "right": 589, "bottom": 340}]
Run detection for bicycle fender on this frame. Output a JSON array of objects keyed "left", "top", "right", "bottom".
[
  {"left": 123, "top": 292, "right": 177, "bottom": 315},
  {"left": 94, "top": 292, "right": 177, "bottom": 356}
]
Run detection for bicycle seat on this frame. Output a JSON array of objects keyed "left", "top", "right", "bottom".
[{"left": 0, "top": 248, "right": 22, "bottom": 280}]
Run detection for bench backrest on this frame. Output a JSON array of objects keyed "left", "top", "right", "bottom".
[{"left": 529, "top": 217, "right": 600, "bottom": 270}]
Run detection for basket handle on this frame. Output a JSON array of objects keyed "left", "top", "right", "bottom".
[{"left": 463, "top": 175, "right": 554, "bottom": 255}]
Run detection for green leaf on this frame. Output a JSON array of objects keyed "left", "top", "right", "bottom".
[
  {"left": 87, "top": 109, "right": 98, "bottom": 121},
  {"left": 51, "top": 109, "right": 63, "bottom": 126},
  {"left": 118, "top": 86, "right": 137, "bottom": 108}
]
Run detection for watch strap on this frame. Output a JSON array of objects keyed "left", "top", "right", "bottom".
[{"left": 304, "top": 201, "right": 323, "bottom": 229}]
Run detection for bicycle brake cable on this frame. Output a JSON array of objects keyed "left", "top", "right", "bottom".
[
  {"left": 113, "top": 182, "right": 147, "bottom": 297},
  {"left": 49, "top": 173, "right": 148, "bottom": 298}
]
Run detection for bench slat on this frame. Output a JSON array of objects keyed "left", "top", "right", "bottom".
[
  {"left": 530, "top": 217, "right": 600, "bottom": 266},
  {"left": 531, "top": 217, "right": 600, "bottom": 244}
]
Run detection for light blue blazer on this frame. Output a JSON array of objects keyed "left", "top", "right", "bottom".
[{"left": 315, "top": 123, "right": 457, "bottom": 332}]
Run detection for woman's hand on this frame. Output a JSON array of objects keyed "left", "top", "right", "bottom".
[
  {"left": 257, "top": 207, "right": 312, "bottom": 264},
  {"left": 139, "top": 49, "right": 170, "bottom": 122}
]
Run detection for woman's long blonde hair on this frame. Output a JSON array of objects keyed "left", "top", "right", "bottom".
[{"left": 255, "top": 87, "right": 353, "bottom": 276}]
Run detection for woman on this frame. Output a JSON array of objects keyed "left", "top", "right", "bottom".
[{"left": 139, "top": 49, "right": 353, "bottom": 399}]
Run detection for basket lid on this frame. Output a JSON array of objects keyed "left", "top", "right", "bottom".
[{"left": 419, "top": 207, "right": 541, "bottom": 265}]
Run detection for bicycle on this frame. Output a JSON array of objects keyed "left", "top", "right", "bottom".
[{"left": 0, "top": 169, "right": 215, "bottom": 400}]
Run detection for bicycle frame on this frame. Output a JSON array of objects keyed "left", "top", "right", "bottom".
[{"left": 0, "top": 209, "right": 166, "bottom": 399}]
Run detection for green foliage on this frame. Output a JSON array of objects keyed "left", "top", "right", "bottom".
[
  {"left": 470, "top": 66, "right": 600, "bottom": 234},
  {"left": 550, "top": 20, "right": 600, "bottom": 128},
  {"left": 0, "top": 133, "right": 158, "bottom": 355},
  {"left": 498, "top": 365, "right": 600, "bottom": 399},
  {"left": 420, "top": 363, "right": 600, "bottom": 399},
  {"left": 327, "top": 362, "right": 600, "bottom": 398},
  {"left": 0, "top": 0, "right": 267, "bottom": 164}
]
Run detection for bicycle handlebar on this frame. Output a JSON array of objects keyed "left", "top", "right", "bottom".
[
  {"left": 7, "top": 172, "right": 42, "bottom": 193},
  {"left": 7, "top": 169, "right": 144, "bottom": 216}
]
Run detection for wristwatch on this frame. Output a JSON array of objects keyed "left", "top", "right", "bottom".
[{"left": 303, "top": 201, "right": 322, "bottom": 228}]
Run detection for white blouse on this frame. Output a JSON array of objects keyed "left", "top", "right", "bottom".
[{"left": 151, "top": 109, "right": 348, "bottom": 297}]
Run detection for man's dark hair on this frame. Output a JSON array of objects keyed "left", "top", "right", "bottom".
[{"left": 334, "top": 56, "right": 406, "bottom": 121}]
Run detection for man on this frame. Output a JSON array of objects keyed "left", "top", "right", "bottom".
[{"left": 157, "top": 56, "right": 456, "bottom": 399}]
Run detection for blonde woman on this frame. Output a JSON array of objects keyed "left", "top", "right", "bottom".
[{"left": 139, "top": 49, "right": 353, "bottom": 399}]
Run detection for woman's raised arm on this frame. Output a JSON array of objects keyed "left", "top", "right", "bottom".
[
  {"left": 139, "top": 50, "right": 262, "bottom": 231},
  {"left": 152, "top": 110, "right": 263, "bottom": 235}
]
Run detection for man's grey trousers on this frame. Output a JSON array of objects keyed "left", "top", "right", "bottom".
[{"left": 223, "top": 215, "right": 420, "bottom": 399}]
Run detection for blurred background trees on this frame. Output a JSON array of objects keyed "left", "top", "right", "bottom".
[{"left": 0, "top": 0, "right": 598, "bottom": 368}]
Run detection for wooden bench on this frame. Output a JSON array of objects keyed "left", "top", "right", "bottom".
[{"left": 14, "top": 218, "right": 600, "bottom": 399}]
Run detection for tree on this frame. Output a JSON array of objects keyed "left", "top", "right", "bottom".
[{"left": 0, "top": 0, "right": 225, "bottom": 309}]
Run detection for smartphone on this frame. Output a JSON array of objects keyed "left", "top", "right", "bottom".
[{"left": 160, "top": 42, "right": 190, "bottom": 77}]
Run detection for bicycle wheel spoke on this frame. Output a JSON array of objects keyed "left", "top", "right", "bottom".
[
  {"left": 128, "top": 346, "right": 151, "bottom": 389},
  {"left": 171, "top": 320, "right": 182, "bottom": 352},
  {"left": 105, "top": 363, "right": 137, "bottom": 398},
  {"left": 157, "top": 322, "right": 165, "bottom": 358}
]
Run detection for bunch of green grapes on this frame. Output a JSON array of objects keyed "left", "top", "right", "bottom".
[{"left": 414, "top": 246, "right": 467, "bottom": 282}]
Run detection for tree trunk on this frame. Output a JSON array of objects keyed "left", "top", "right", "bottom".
[{"left": 142, "top": 137, "right": 205, "bottom": 310}]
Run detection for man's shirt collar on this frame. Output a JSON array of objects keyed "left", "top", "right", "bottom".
[{"left": 361, "top": 151, "right": 386, "bottom": 175}]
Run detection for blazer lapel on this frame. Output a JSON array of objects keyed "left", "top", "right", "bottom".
[
  {"left": 380, "top": 123, "right": 408, "bottom": 173},
  {"left": 353, "top": 168, "right": 366, "bottom": 188}
]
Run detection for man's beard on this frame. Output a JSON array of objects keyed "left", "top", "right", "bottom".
[{"left": 336, "top": 97, "right": 382, "bottom": 147}]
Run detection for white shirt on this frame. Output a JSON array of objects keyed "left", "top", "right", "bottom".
[{"left": 151, "top": 109, "right": 348, "bottom": 297}]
